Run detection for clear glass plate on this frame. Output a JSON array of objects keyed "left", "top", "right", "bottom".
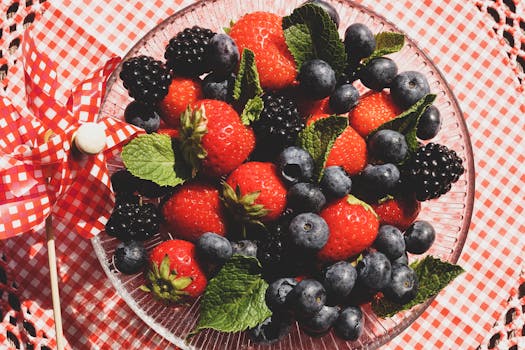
[{"left": 92, "top": 0, "right": 475, "bottom": 349}]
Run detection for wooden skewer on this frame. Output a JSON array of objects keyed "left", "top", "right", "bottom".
[
  {"left": 45, "top": 214, "right": 65, "bottom": 350},
  {"left": 42, "top": 122, "right": 105, "bottom": 350}
]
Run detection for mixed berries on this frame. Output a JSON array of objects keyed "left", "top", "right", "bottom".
[{"left": 107, "top": 1, "right": 466, "bottom": 345}]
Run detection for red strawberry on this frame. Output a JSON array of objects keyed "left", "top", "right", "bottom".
[
  {"left": 348, "top": 91, "right": 402, "bottom": 137},
  {"left": 371, "top": 195, "right": 421, "bottom": 231},
  {"left": 230, "top": 12, "right": 296, "bottom": 90},
  {"left": 307, "top": 114, "right": 367, "bottom": 175},
  {"left": 142, "top": 239, "right": 207, "bottom": 302},
  {"left": 224, "top": 162, "right": 287, "bottom": 223},
  {"left": 181, "top": 99, "right": 255, "bottom": 177},
  {"left": 298, "top": 97, "right": 332, "bottom": 119},
  {"left": 157, "top": 127, "right": 179, "bottom": 139},
  {"left": 318, "top": 195, "right": 379, "bottom": 262},
  {"left": 162, "top": 182, "right": 227, "bottom": 242},
  {"left": 159, "top": 77, "right": 202, "bottom": 129}
]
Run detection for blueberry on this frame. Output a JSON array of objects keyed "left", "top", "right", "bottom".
[
  {"left": 289, "top": 213, "right": 329, "bottom": 252},
  {"left": 344, "top": 23, "right": 376, "bottom": 60},
  {"left": 277, "top": 146, "right": 315, "bottom": 185},
  {"left": 113, "top": 240, "right": 148, "bottom": 275},
  {"left": 404, "top": 220, "right": 435, "bottom": 254},
  {"left": 288, "top": 279, "right": 327, "bottom": 317},
  {"left": 202, "top": 72, "right": 235, "bottom": 102},
  {"left": 383, "top": 263, "right": 419, "bottom": 304},
  {"left": 207, "top": 34, "right": 239, "bottom": 78},
  {"left": 357, "top": 251, "right": 392, "bottom": 290},
  {"left": 320, "top": 166, "right": 352, "bottom": 198},
  {"left": 231, "top": 240, "right": 258, "bottom": 257},
  {"left": 124, "top": 101, "right": 161, "bottom": 133},
  {"left": 322, "top": 261, "right": 357, "bottom": 302},
  {"left": 196, "top": 232, "right": 232, "bottom": 264},
  {"left": 361, "top": 163, "right": 401, "bottom": 196},
  {"left": 287, "top": 183, "right": 326, "bottom": 213},
  {"left": 390, "top": 71, "right": 431, "bottom": 109},
  {"left": 298, "top": 59, "right": 336, "bottom": 100},
  {"left": 329, "top": 84, "right": 360, "bottom": 114},
  {"left": 373, "top": 225, "right": 406, "bottom": 260},
  {"left": 417, "top": 105, "right": 441, "bottom": 140},
  {"left": 110, "top": 169, "right": 139, "bottom": 194},
  {"left": 304, "top": 0, "right": 340, "bottom": 28},
  {"left": 300, "top": 305, "right": 340, "bottom": 335},
  {"left": 393, "top": 251, "right": 409, "bottom": 265},
  {"left": 368, "top": 130, "right": 408, "bottom": 164},
  {"left": 359, "top": 57, "right": 398, "bottom": 91},
  {"left": 265, "top": 277, "right": 297, "bottom": 312},
  {"left": 249, "top": 314, "right": 293, "bottom": 344},
  {"left": 334, "top": 306, "right": 364, "bottom": 341}
]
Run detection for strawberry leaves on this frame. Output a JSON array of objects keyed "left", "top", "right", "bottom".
[
  {"left": 371, "top": 256, "right": 464, "bottom": 318},
  {"left": 283, "top": 3, "right": 347, "bottom": 77},
  {"left": 296, "top": 115, "right": 348, "bottom": 182}
]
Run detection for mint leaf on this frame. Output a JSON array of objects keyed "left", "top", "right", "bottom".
[
  {"left": 368, "top": 94, "right": 436, "bottom": 153},
  {"left": 122, "top": 133, "right": 189, "bottom": 187},
  {"left": 283, "top": 3, "right": 347, "bottom": 77},
  {"left": 240, "top": 96, "right": 264, "bottom": 126},
  {"left": 190, "top": 255, "right": 271, "bottom": 335},
  {"left": 366, "top": 32, "right": 405, "bottom": 62},
  {"left": 371, "top": 256, "right": 464, "bottom": 318},
  {"left": 233, "top": 48, "right": 263, "bottom": 106},
  {"left": 283, "top": 23, "right": 315, "bottom": 69},
  {"left": 296, "top": 115, "right": 348, "bottom": 182}
]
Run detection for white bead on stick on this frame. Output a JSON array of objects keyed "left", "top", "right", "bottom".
[
  {"left": 46, "top": 122, "right": 107, "bottom": 350},
  {"left": 73, "top": 122, "right": 107, "bottom": 155}
]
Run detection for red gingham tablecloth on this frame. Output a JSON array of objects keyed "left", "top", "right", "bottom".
[{"left": 1, "top": 0, "right": 524, "bottom": 349}]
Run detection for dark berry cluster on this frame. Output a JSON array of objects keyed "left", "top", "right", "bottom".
[
  {"left": 105, "top": 200, "right": 160, "bottom": 242},
  {"left": 164, "top": 26, "right": 216, "bottom": 76},
  {"left": 404, "top": 142, "right": 465, "bottom": 201},
  {"left": 119, "top": 55, "right": 171, "bottom": 105}
]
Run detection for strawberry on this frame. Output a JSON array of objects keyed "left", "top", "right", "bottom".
[
  {"left": 307, "top": 114, "right": 367, "bottom": 175},
  {"left": 162, "top": 182, "right": 227, "bottom": 242},
  {"left": 223, "top": 162, "right": 287, "bottom": 224},
  {"left": 141, "top": 239, "right": 207, "bottom": 302},
  {"left": 229, "top": 12, "right": 296, "bottom": 90},
  {"left": 180, "top": 99, "right": 255, "bottom": 177},
  {"left": 318, "top": 195, "right": 379, "bottom": 262},
  {"left": 156, "top": 127, "right": 179, "bottom": 139},
  {"left": 298, "top": 97, "right": 332, "bottom": 119},
  {"left": 371, "top": 195, "right": 421, "bottom": 231},
  {"left": 159, "top": 77, "right": 202, "bottom": 129},
  {"left": 348, "top": 91, "right": 402, "bottom": 137}
]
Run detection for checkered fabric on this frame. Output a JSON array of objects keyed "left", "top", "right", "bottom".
[{"left": 0, "top": 0, "right": 524, "bottom": 349}]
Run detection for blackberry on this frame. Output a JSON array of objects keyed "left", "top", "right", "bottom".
[
  {"left": 119, "top": 55, "right": 172, "bottom": 104},
  {"left": 252, "top": 94, "right": 304, "bottom": 159},
  {"left": 164, "top": 26, "right": 216, "bottom": 76},
  {"left": 403, "top": 142, "right": 465, "bottom": 201},
  {"left": 105, "top": 201, "right": 160, "bottom": 241}
]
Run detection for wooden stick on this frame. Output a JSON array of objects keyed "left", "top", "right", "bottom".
[{"left": 45, "top": 214, "right": 65, "bottom": 350}]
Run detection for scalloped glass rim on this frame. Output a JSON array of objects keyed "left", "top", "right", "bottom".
[{"left": 92, "top": 0, "right": 475, "bottom": 349}]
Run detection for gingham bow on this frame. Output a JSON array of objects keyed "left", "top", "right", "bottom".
[{"left": 0, "top": 29, "right": 141, "bottom": 239}]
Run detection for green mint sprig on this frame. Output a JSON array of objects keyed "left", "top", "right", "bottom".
[
  {"left": 121, "top": 133, "right": 190, "bottom": 187},
  {"left": 364, "top": 32, "right": 405, "bottom": 63},
  {"left": 189, "top": 255, "right": 272, "bottom": 336},
  {"left": 371, "top": 256, "right": 464, "bottom": 318},
  {"left": 296, "top": 115, "right": 348, "bottom": 182},
  {"left": 233, "top": 48, "right": 263, "bottom": 107},
  {"left": 283, "top": 3, "right": 347, "bottom": 77},
  {"left": 240, "top": 96, "right": 264, "bottom": 126},
  {"left": 368, "top": 94, "right": 436, "bottom": 154}
]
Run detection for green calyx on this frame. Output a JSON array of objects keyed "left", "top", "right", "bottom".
[
  {"left": 179, "top": 105, "right": 208, "bottom": 176},
  {"left": 140, "top": 255, "right": 192, "bottom": 303},
  {"left": 221, "top": 182, "right": 269, "bottom": 235},
  {"left": 346, "top": 194, "right": 379, "bottom": 219}
]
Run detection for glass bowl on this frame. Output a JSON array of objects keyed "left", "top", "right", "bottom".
[{"left": 92, "top": 0, "right": 475, "bottom": 349}]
